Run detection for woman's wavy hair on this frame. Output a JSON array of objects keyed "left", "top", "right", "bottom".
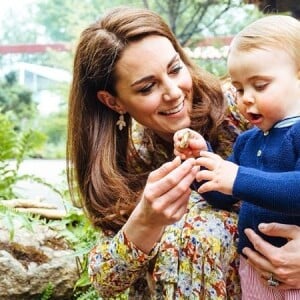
[{"left": 67, "top": 6, "right": 232, "bottom": 233}]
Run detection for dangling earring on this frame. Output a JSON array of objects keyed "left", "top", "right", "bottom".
[{"left": 116, "top": 112, "right": 126, "bottom": 130}]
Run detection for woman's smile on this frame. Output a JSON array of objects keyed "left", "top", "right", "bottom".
[{"left": 159, "top": 101, "right": 185, "bottom": 115}]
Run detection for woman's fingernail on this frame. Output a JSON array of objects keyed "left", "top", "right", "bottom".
[{"left": 258, "top": 223, "right": 266, "bottom": 230}]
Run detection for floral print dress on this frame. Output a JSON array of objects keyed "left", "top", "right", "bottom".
[
  {"left": 89, "top": 192, "right": 240, "bottom": 299},
  {"left": 88, "top": 90, "right": 247, "bottom": 299}
]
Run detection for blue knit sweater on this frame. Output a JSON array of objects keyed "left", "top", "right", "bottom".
[{"left": 200, "top": 117, "right": 300, "bottom": 254}]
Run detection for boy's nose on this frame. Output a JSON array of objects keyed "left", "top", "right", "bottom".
[{"left": 242, "top": 91, "right": 255, "bottom": 104}]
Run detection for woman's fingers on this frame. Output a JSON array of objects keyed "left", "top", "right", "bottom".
[
  {"left": 243, "top": 227, "right": 300, "bottom": 289},
  {"left": 161, "top": 188, "right": 191, "bottom": 222},
  {"left": 243, "top": 228, "right": 280, "bottom": 259},
  {"left": 258, "top": 223, "right": 300, "bottom": 240},
  {"left": 148, "top": 156, "right": 182, "bottom": 181},
  {"left": 150, "top": 163, "right": 198, "bottom": 209},
  {"left": 242, "top": 246, "right": 274, "bottom": 272},
  {"left": 143, "top": 157, "right": 197, "bottom": 216}
]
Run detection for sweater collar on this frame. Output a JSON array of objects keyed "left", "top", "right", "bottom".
[{"left": 274, "top": 116, "right": 300, "bottom": 128}]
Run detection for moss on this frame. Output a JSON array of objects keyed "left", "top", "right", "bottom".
[
  {"left": 0, "top": 241, "right": 49, "bottom": 268},
  {"left": 44, "top": 237, "right": 70, "bottom": 250}
]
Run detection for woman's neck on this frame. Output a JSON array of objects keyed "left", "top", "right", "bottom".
[{"left": 153, "top": 130, "right": 174, "bottom": 143}]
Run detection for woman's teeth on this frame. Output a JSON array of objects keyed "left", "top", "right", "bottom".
[{"left": 161, "top": 102, "right": 184, "bottom": 115}]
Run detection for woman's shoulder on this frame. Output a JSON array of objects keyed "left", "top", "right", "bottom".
[{"left": 222, "top": 80, "right": 251, "bottom": 134}]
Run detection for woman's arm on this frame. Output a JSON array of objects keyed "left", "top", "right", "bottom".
[
  {"left": 89, "top": 156, "right": 198, "bottom": 297},
  {"left": 243, "top": 223, "right": 300, "bottom": 289},
  {"left": 123, "top": 156, "right": 198, "bottom": 253}
]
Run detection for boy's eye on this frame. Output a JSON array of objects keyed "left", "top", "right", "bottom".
[
  {"left": 254, "top": 83, "right": 268, "bottom": 91},
  {"left": 231, "top": 85, "right": 242, "bottom": 94},
  {"left": 235, "top": 88, "right": 243, "bottom": 95}
]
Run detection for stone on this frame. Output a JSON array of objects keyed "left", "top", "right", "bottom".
[{"left": 0, "top": 217, "right": 79, "bottom": 300}]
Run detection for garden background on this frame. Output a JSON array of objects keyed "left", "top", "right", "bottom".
[{"left": 0, "top": 0, "right": 297, "bottom": 299}]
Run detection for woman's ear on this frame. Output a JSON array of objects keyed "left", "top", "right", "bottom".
[{"left": 97, "top": 90, "right": 125, "bottom": 112}]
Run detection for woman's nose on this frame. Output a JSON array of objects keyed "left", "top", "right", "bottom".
[{"left": 162, "top": 78, "right": 181, "bottom": 101}]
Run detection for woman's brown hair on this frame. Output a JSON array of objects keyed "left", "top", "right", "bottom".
[{"left": 67, "top": 6, "right": 232, "bottom": 234}]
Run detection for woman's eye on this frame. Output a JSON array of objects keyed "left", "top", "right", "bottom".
[
  {"left": 170, "top": 64, "right": 183, "bottom": 74},
  {"left": 139, "top": 82, "right": 155, "bottom": 94}
]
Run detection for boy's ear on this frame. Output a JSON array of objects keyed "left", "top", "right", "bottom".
[{"left": 97, "top": 90, "right": 125, "bottom": 112}]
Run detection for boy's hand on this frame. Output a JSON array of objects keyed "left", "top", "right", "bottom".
[
  {"left": 174, "top": 129, "right": 208, "bottom": 160},
  {"left": 195, "top": 150, "right": 238, "bottom": 195}
]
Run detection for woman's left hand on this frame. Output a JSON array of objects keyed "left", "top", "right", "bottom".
[{"left": 243, "top": 223, "right": 300, "bottom": 289}]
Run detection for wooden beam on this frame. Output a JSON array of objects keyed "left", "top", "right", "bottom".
[{"left": 0, "top": 43, "right": 71, "bottom": 54}]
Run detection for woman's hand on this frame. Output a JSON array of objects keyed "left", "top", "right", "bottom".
[
  {"left": 243, "top": 223, "right": 300, "bottom": 289},
  {"left": 123, "top": 156, "right": 198, "bottom": 253}
]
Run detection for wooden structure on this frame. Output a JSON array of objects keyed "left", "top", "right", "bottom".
[{"left": 0, "top": 43, "right": 70, "bottom": 54}]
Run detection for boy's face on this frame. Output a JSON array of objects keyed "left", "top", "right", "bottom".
[{"left": 228, "top": 47, "right": 300, "bottom": 132}]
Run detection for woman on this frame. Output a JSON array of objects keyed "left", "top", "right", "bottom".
[{"left": 67, "top": 6, "right": 245, "bottom": 299}]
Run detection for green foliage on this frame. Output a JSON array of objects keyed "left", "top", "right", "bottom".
[
  {"left": 0, "top": 4, "right": 39, "bottom": 44},
  {"left": 0, "top": 112, "right": 47, "bottom": 199},
  {"left": 47, "top": 210, "right": 99, "bottom": 298},
  {"left": 40, "top": 282, "right": 54, "bottom": 300},
  {"left": 35, "top": 0, "right": 141, "bottom": 42},
  {"left": 0, "top": 205, "right": 36, "bottom": 241},
  {"left": 195, "top": 57, "right": 228, "bottom": 77},
  {"left": 57, "top": 211, "right": 131, "bottom": 299},
  {"left": 46, "top": 209, "right": 129, "bottom": 299},
  {"left": 73, "top": 286, "right": 100, "bottom": 300},
  {"left": 37, "top": 111, "right": 67, "bottom": 158},
  {"left": 0, "top": 72, "right": 37, "bottom": 129}
]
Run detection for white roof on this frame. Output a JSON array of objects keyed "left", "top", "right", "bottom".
[{"left": 0, "top": 62, "right": 71, "bottom": 83}]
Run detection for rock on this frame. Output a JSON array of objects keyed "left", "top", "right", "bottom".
[{"left": 0, "top": 217, "right": 79, "bottom": 300}]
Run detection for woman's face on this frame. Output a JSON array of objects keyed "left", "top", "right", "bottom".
[{"left": 114, "top": 35, "right": 193, "bottom": 141}]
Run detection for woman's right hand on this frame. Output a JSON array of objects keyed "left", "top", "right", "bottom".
[{"left": 123, "top": 156, "right": 198, "bottom": 253}]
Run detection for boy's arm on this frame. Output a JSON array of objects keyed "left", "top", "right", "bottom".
[
  {"left": 194, "top": 150, "right": 240, "bottom": 209},
  {"left": 233, "top": 167, "right": 300, "bottom": 215},
  {"left": 196, "top": 154, "right": 300, "bottom": 215}
]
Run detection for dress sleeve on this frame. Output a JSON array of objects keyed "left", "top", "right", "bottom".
[{"left": 88, "top": 229, "right": 159, "bottom": 297}]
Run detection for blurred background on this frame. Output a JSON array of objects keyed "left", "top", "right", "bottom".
[
  {"left": 1, "top": 1, "right": 299, "bottom": 299},
  {"left": 0, "top": 0, "right": 300, "bottom": 159},
  {"left": 0, "top": 0, "right": 298, "bottom": 202}
]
